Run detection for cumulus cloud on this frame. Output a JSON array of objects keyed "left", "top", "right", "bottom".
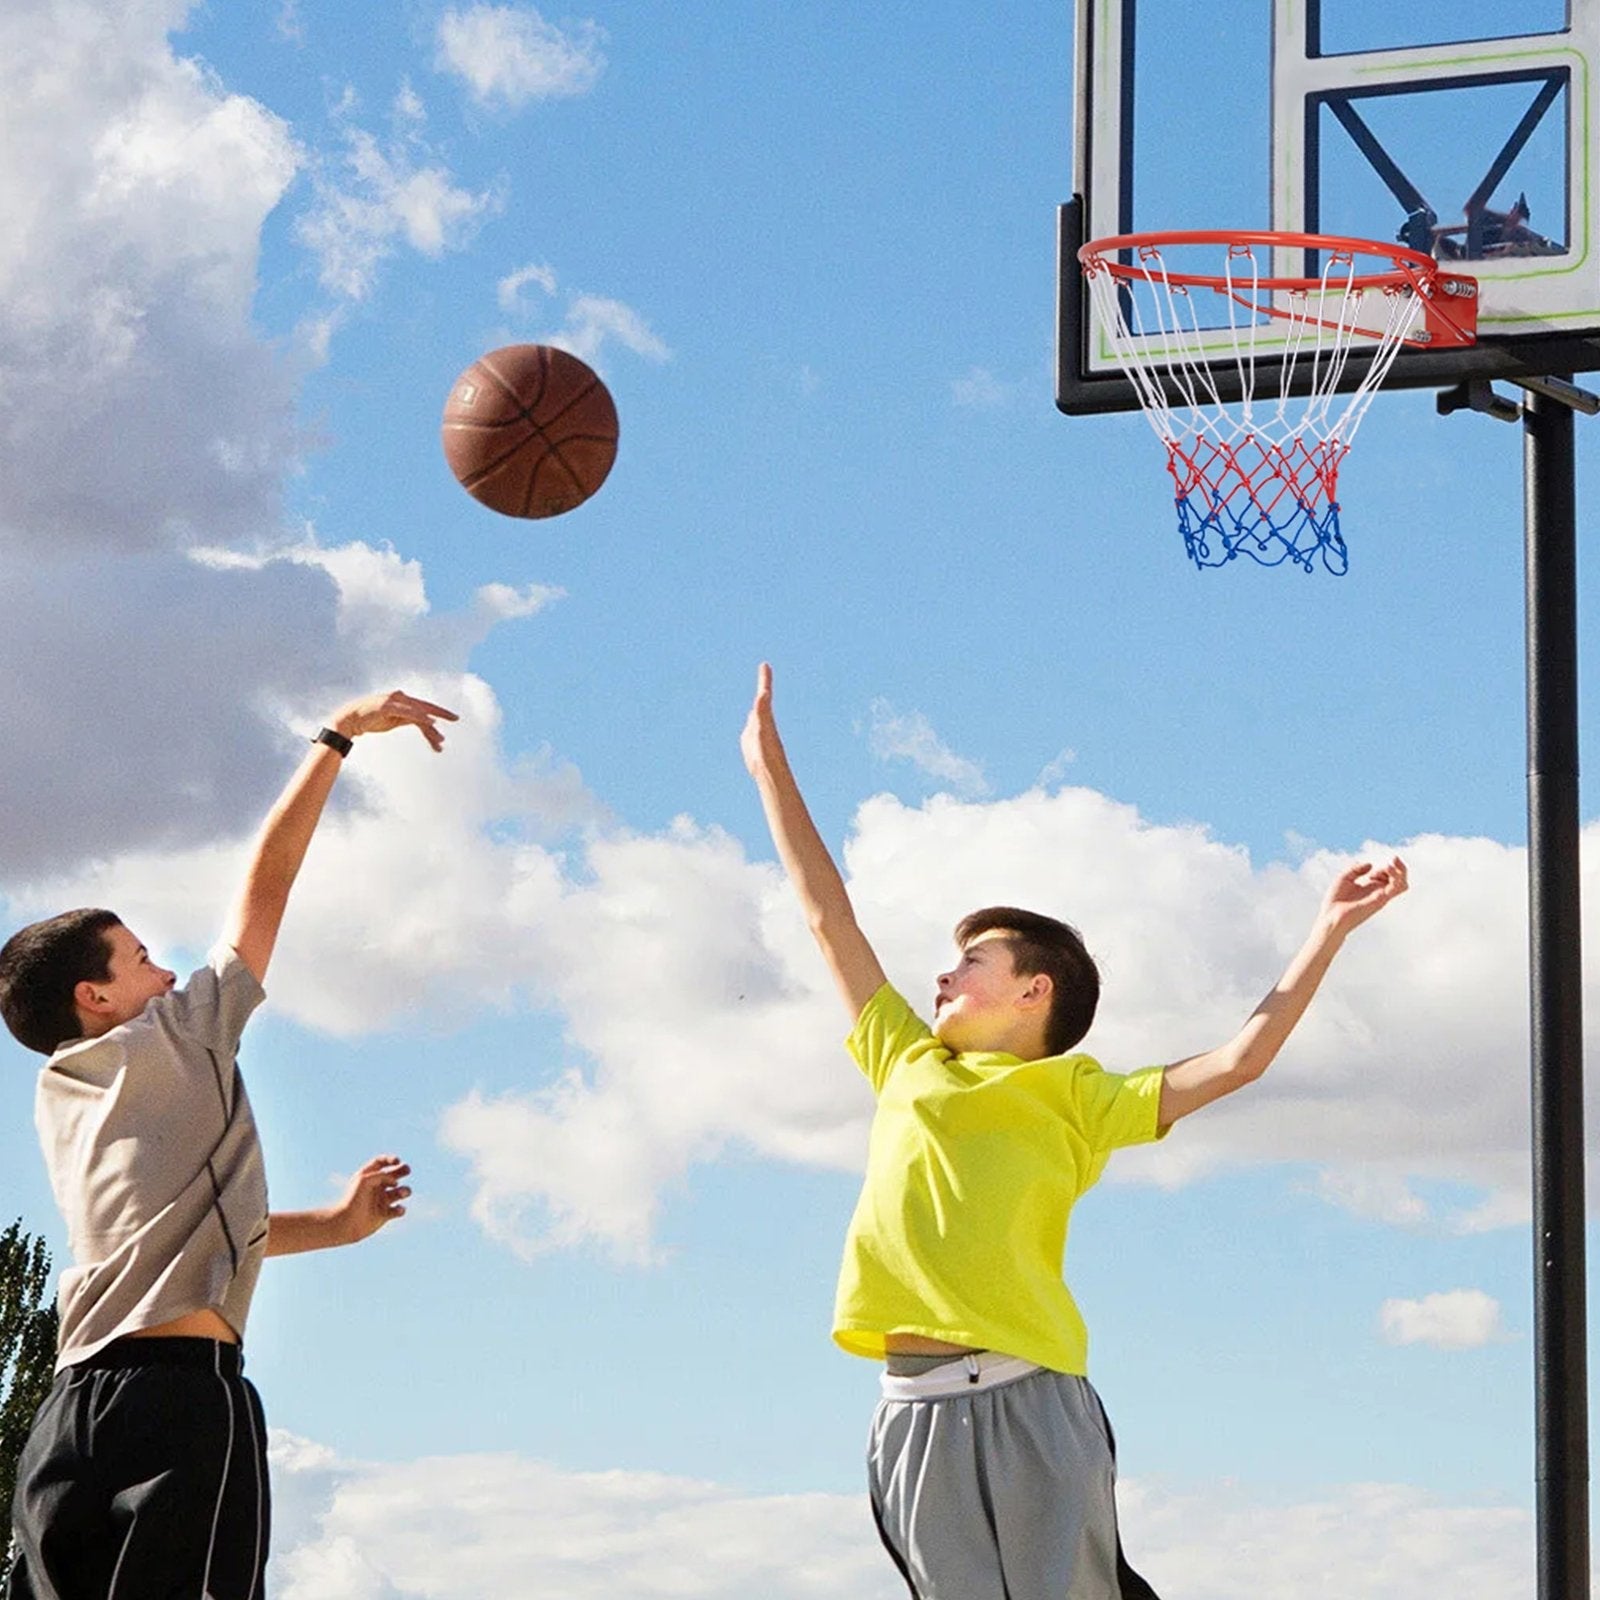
[
  {"left": 1124, "top": 1478, "right": 1529, "bottom": 1600},
  {"left": 3, "top": 538, "right": 595, "bottom": 1031},
  {"left": 0, "top": 525, "right": 576, "bottom": 884},
  {"left": 0, "top": 548, "right": 349, "bottom": 879},
  {"left": 867, "top": 700, "right": 990, "bottom": 797},
  {"left": 268, "top": 1429, "right": 1530, "bottom": 1600},
  {"left": 1380, "top": 1290, "right": 1511, "bottom": 1350},
  {"left": 435, "top": 5, "right": 606, "bottom": 111},
  {"left": 437, "top": 791, "right": 1577, "bottom": 1262},
  {"left": 0, "top": 5, "right": 542, "bottom": 886},
  {"left": 296, "top": 90, "right": 500, "bottom": 300},
  {"left": 269, "top": 1430, "right": 896, "bottom": 1600},
  {"left": 0, "top": 0, "right": 301, "bottom": 553}
]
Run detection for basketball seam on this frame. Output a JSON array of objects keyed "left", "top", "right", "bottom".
[
  {"left": 454, "top": 427, "right": 545, "bottom": 491},
  {"left": 477, "top": 348, "right": 550, "bottom": 417},
  {"left": 475, "top": 354, "right": 612, "bottom": 440}
]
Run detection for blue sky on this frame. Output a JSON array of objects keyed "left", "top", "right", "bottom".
[{"left": 0, "top": 2, "right": 1594, "bottom": 1595}]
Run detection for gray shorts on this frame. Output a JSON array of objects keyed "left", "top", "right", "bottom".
[{"left": 867, "top": 1359, "right": 1159, "bottom": 1600}]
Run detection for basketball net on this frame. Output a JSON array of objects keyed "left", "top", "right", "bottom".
[{"left": 1080, "top": 233, "right": 1476, "bottom": 573}]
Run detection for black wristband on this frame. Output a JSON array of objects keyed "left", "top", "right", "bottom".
[{"left": 311, "top": 726, "right": 354, "bottom": 758}]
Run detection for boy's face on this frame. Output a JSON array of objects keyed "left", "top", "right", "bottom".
[
  {"left": 76, "top": 923, "right": 176, "bottom": 1032},
  {"left": 933, "top": 930, "right": 1048, "bottom": 1055}
]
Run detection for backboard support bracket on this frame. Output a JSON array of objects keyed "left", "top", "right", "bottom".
[{"left": 1438, "top": 374, "right": 1600, "bottom": 421}]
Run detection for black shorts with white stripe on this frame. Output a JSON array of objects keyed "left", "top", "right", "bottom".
[{"left": 5, "top": 1337, "right": 270, "bottom": 1600}]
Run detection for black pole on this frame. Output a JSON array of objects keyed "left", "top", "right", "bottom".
[{"left": 1524, "top": 386, "right": 1589, "bottom": 1600}]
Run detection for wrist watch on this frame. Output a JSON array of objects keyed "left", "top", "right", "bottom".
[{"left": 311, "top": 726, "right": 354, "bottom": 758}]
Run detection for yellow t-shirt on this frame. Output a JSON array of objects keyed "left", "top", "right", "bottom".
[{"left": 833, "top": 982, "right": 1167, "bottom": 1375}]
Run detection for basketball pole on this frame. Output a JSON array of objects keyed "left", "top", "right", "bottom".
[{"left": 1523, "top": 385, "right": 1590, "bottom": 1600}]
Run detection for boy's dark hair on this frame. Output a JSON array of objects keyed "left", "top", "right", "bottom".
[
  {"left": 0, "top": 910, "right": 122, "bottom": 1056},
  {"left": 953, "top": 906, "right": 1100, "bottom": 1056}
]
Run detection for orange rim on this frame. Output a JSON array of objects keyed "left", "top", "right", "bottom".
[{"left": 1079, "top": 228, "right": 1442, "bottom": 294}]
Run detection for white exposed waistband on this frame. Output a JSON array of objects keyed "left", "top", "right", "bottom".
[{"left": 879, "top": 1352, "right": 1040, "bottom": 1401}]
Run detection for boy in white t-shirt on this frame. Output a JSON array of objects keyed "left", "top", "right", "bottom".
[
  {"left": 741, "top": 663, "right": 1407, "bottom": 1600},
  {"left": 2, "top": 689, "right": 454, "bottom": 1600}
]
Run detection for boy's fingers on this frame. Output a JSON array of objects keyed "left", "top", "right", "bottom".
[
  {"left": 756, "top": 662, "right": 772, "bottom": 698},
  {"left": 401, "top": 696, "right": 459, "bottom": 720}
]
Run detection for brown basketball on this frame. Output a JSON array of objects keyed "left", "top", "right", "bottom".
[{"left": 440, "top": 344, "right": 619, "bottom": 519}]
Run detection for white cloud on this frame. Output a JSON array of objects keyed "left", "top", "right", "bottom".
[
  {"left": 1125, "top": 1478, "right": 1529, "bottom": 1600},
  {"left": 951, "top": 365, "right": 1009, "bottom": 408},
  {"left": 435, "top": 5, "right": 606, "bottom": 111},
  {"left": 867, "top": 700, "right": 989, "bottom": 797},
  {"left": 268, "top": 1429, "right": 1531, "bottom": 1600},
  {"left": 497, "top": 260, "right": 558, "bottom": 312},
  {"left": 0, "top": 529, "right": 586, "bottom": 997},
  {"left": 1313, "top": 1166, "right": 1432, "bottom": 1228},
  {"left": 541, "top": 294, "right": 671, "bottom": 369},
  {"left": 269, "top": 1431, "right": 898, "bottom": 1600},
  {"left": 1380, "top": 1290, "right": 1511, "bottom": 1350},
  {"left": 0, "top": 0, "right": 302, "bottom": 553},
  {"left": 441, "top": 818, "right": 852, "bottom": 1261},
  {"left": 296, "top": 100, "right": 500, "bottom": 300},
  {"left": 497, "top": 276, "right": 670, "bottom": 373},
  {"left": 438, "top": 792, "right": 1574, "bottom": 1262},
  {"left": 1037, "top": 747, "right": 1078, "bottom": 786}
]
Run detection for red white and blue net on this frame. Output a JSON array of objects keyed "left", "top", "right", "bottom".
[{"left": 1080, "top": 232, "right": 1471, "bottom": 573}]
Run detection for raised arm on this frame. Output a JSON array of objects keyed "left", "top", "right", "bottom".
[
  {"left": 1158, "top": 857, "right": 1408, "bottom": 1129},
  {"left": 225, "top": 690, "right": 458, "bottom": 983},
  {"left": 741, "top": 663, "right": 887, "bottom": 1019}
]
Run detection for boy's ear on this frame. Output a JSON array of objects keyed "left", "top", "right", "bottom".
[
  {"left": 74, "top": 979, "right": 110, "bottom": 1019},
  {"left": 1018, "top": 972, "right": 1053, "bottom": 1010}
]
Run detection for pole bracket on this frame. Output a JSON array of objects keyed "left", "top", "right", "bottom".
[{"left": 1437, "top": 379, "right": 1522, "bottom": 422}]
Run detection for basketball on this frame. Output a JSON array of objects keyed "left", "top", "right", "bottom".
[{"left": 440, "top": 344, "right": 619, "bottom": 519}]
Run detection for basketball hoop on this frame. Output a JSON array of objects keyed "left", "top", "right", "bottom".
[{"left": 1079, "top": 230, "right": 1477, "bottom": 572}]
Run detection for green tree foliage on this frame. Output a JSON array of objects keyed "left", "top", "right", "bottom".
[{"left": 0, "top": 1222, "right": 57, "bottom": 1584}]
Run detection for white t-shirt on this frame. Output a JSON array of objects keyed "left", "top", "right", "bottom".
[{"left": 35, "top": 944, "right": 269, "bottom": 1369}]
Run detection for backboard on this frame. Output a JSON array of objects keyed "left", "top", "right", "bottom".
[{"left": 1059, "top": 0, "right": 1600, "bottom": 414}]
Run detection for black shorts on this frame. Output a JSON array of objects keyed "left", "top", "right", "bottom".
[{"left": 5, "top": 1337, "right": 269, "bottom": 1600}]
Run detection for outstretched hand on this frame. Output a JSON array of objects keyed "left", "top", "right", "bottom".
[
  {"left": 741, "top": 662, "right": 782, "bottom": 778},
  {"left": 330, "top": 690, "right": 459, "bottom": 752},
  {"left": 334, "top": 1155, "right": 412, "bottom": 1245},
  {"left": 1320, "top": 856, "right": 1408, "bottom": 938}
]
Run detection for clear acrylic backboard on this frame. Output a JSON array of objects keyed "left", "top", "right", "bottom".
[{"left": 1059, "top": 0, "right": 1600, "bottom": 414}]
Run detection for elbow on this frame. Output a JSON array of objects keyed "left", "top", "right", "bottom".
[{"left": 1234, "top": 1052, "right": 1272, "bottom": 1088}]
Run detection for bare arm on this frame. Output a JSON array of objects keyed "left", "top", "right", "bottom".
[
  {"left": 265, "top": 1155, "right": 411, "bottom": 1258},
  {"left": 1158, "top": 857, "right": 1409, "bottom": 1128},
  {"left": 225, "top": 690, "right": 458, "bottom": 982},
  {"left": 741, "top": 663, "right": 887, "bottom": 1019}
]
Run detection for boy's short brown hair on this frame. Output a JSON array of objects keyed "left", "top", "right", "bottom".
[
  {"left": 953, "top": 906, "right": 1100, "bottom": 1056},
  {"left": 0, "top": 910, "right": 122, "bottom": 1056}
]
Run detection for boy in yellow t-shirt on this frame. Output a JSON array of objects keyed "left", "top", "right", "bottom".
[{"left": 740, "top": 663, "right": 1408, "bottom": 1600}]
